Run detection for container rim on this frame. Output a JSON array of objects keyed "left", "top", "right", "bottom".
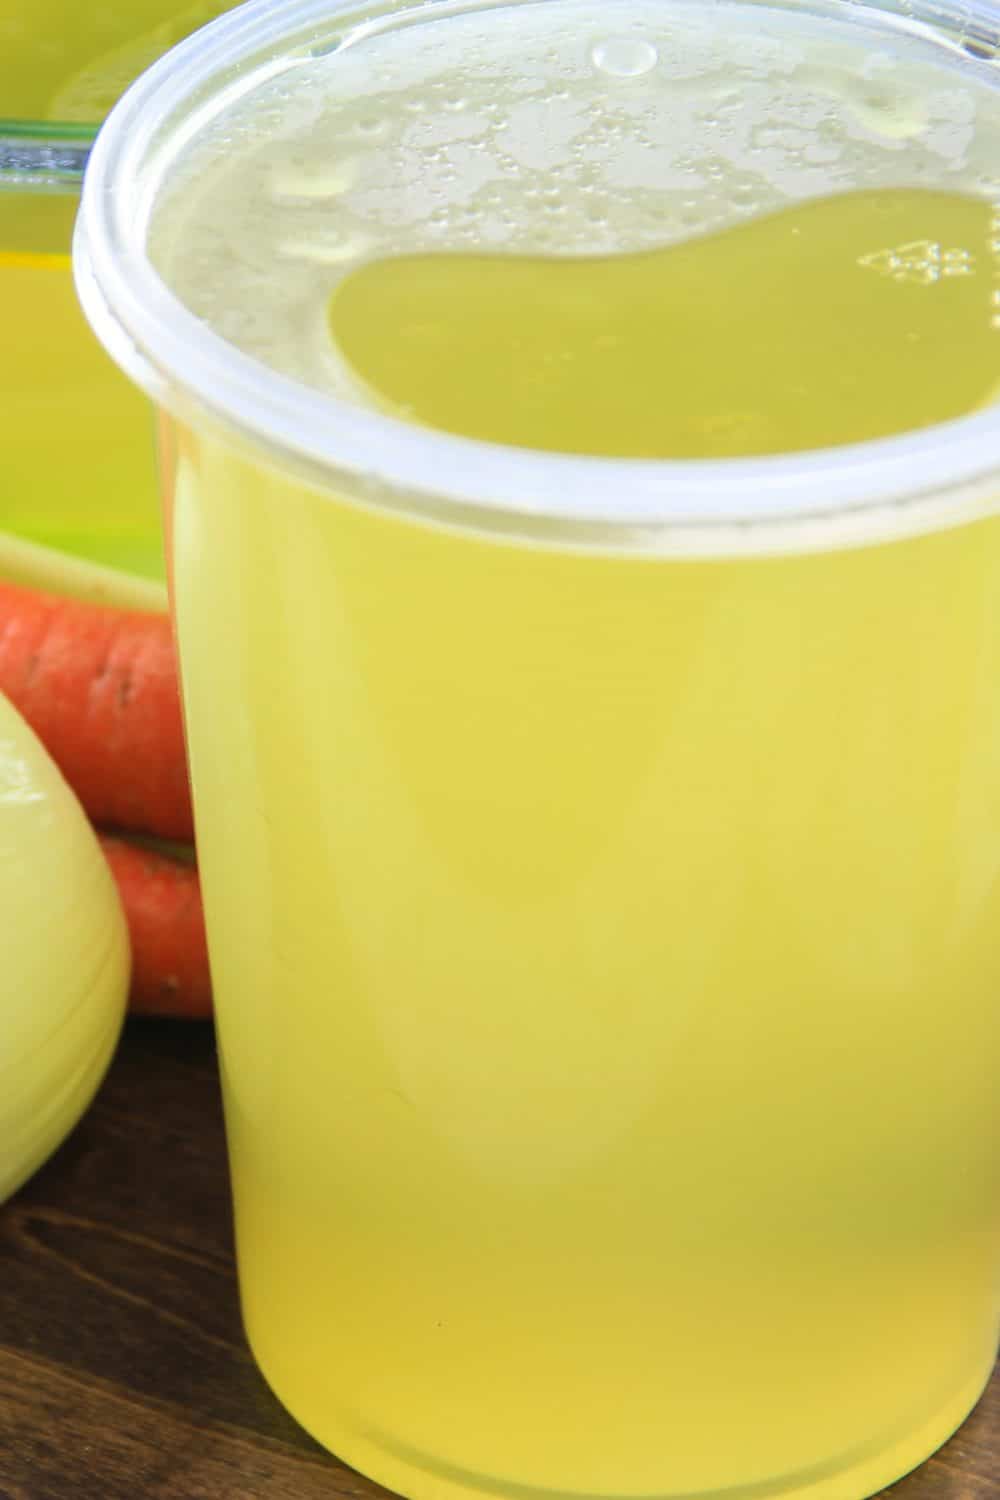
[{"left": 74, "top": 0, "right": 1000, "bottom": 545}]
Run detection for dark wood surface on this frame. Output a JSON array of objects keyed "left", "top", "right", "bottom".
[{"left": 0, "top": 1019, "right": 996, "bottom": 1500}]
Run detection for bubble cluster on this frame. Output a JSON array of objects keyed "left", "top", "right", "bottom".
[{"left": 591, "top": 37, "right": 659, "bottom": 78}]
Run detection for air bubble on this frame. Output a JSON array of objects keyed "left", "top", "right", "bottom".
[{"left": 592, "top": 37, "right": 659, "bottom": 78}]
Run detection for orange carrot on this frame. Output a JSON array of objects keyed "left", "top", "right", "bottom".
[
  {"left": 0, "top": 580, "right": 193, "bottom": 841},
  {"left": 100, "top": 834, "right": 212, "bottom": 1018}
]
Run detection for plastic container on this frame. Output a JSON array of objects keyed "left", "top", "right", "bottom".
[{"left": 75, "top": 4, "right": 1000, "bottom": 1499}]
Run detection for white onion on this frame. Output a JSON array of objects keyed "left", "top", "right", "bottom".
[{"left": 0, "top": 691, "right": 129, "bottom": 1202}]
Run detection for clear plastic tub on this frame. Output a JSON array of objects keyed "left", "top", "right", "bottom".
[{"left": 75, "top": 4, "right": 1000, "bottom": 1498}]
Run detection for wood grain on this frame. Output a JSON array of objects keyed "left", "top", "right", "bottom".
[{"left": 0, "top": 1020, "right": 996, "bottom": 1499}]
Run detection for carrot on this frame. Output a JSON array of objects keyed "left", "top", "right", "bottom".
[
  {"left": 100, "top": 834, "right": 212, "bottom": 1019},
  {"left": 0, "top": 579, "right": 193, "bottom": 841}
]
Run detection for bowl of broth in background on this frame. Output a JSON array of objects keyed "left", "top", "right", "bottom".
[{"left": 0, "top": 1, "right": 242, "bottom": 589}]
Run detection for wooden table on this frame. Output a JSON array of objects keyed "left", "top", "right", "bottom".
[{"left": 1, "top": 1020, "right": 996, "bottom": 1499}]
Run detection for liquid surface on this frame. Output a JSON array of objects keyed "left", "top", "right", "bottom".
[
  {"left": 151, "top": 0, "right": 1000, "bottom": 468},
  {"left": 330, "top": 186, "right": 999, "bottom": 456}
]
